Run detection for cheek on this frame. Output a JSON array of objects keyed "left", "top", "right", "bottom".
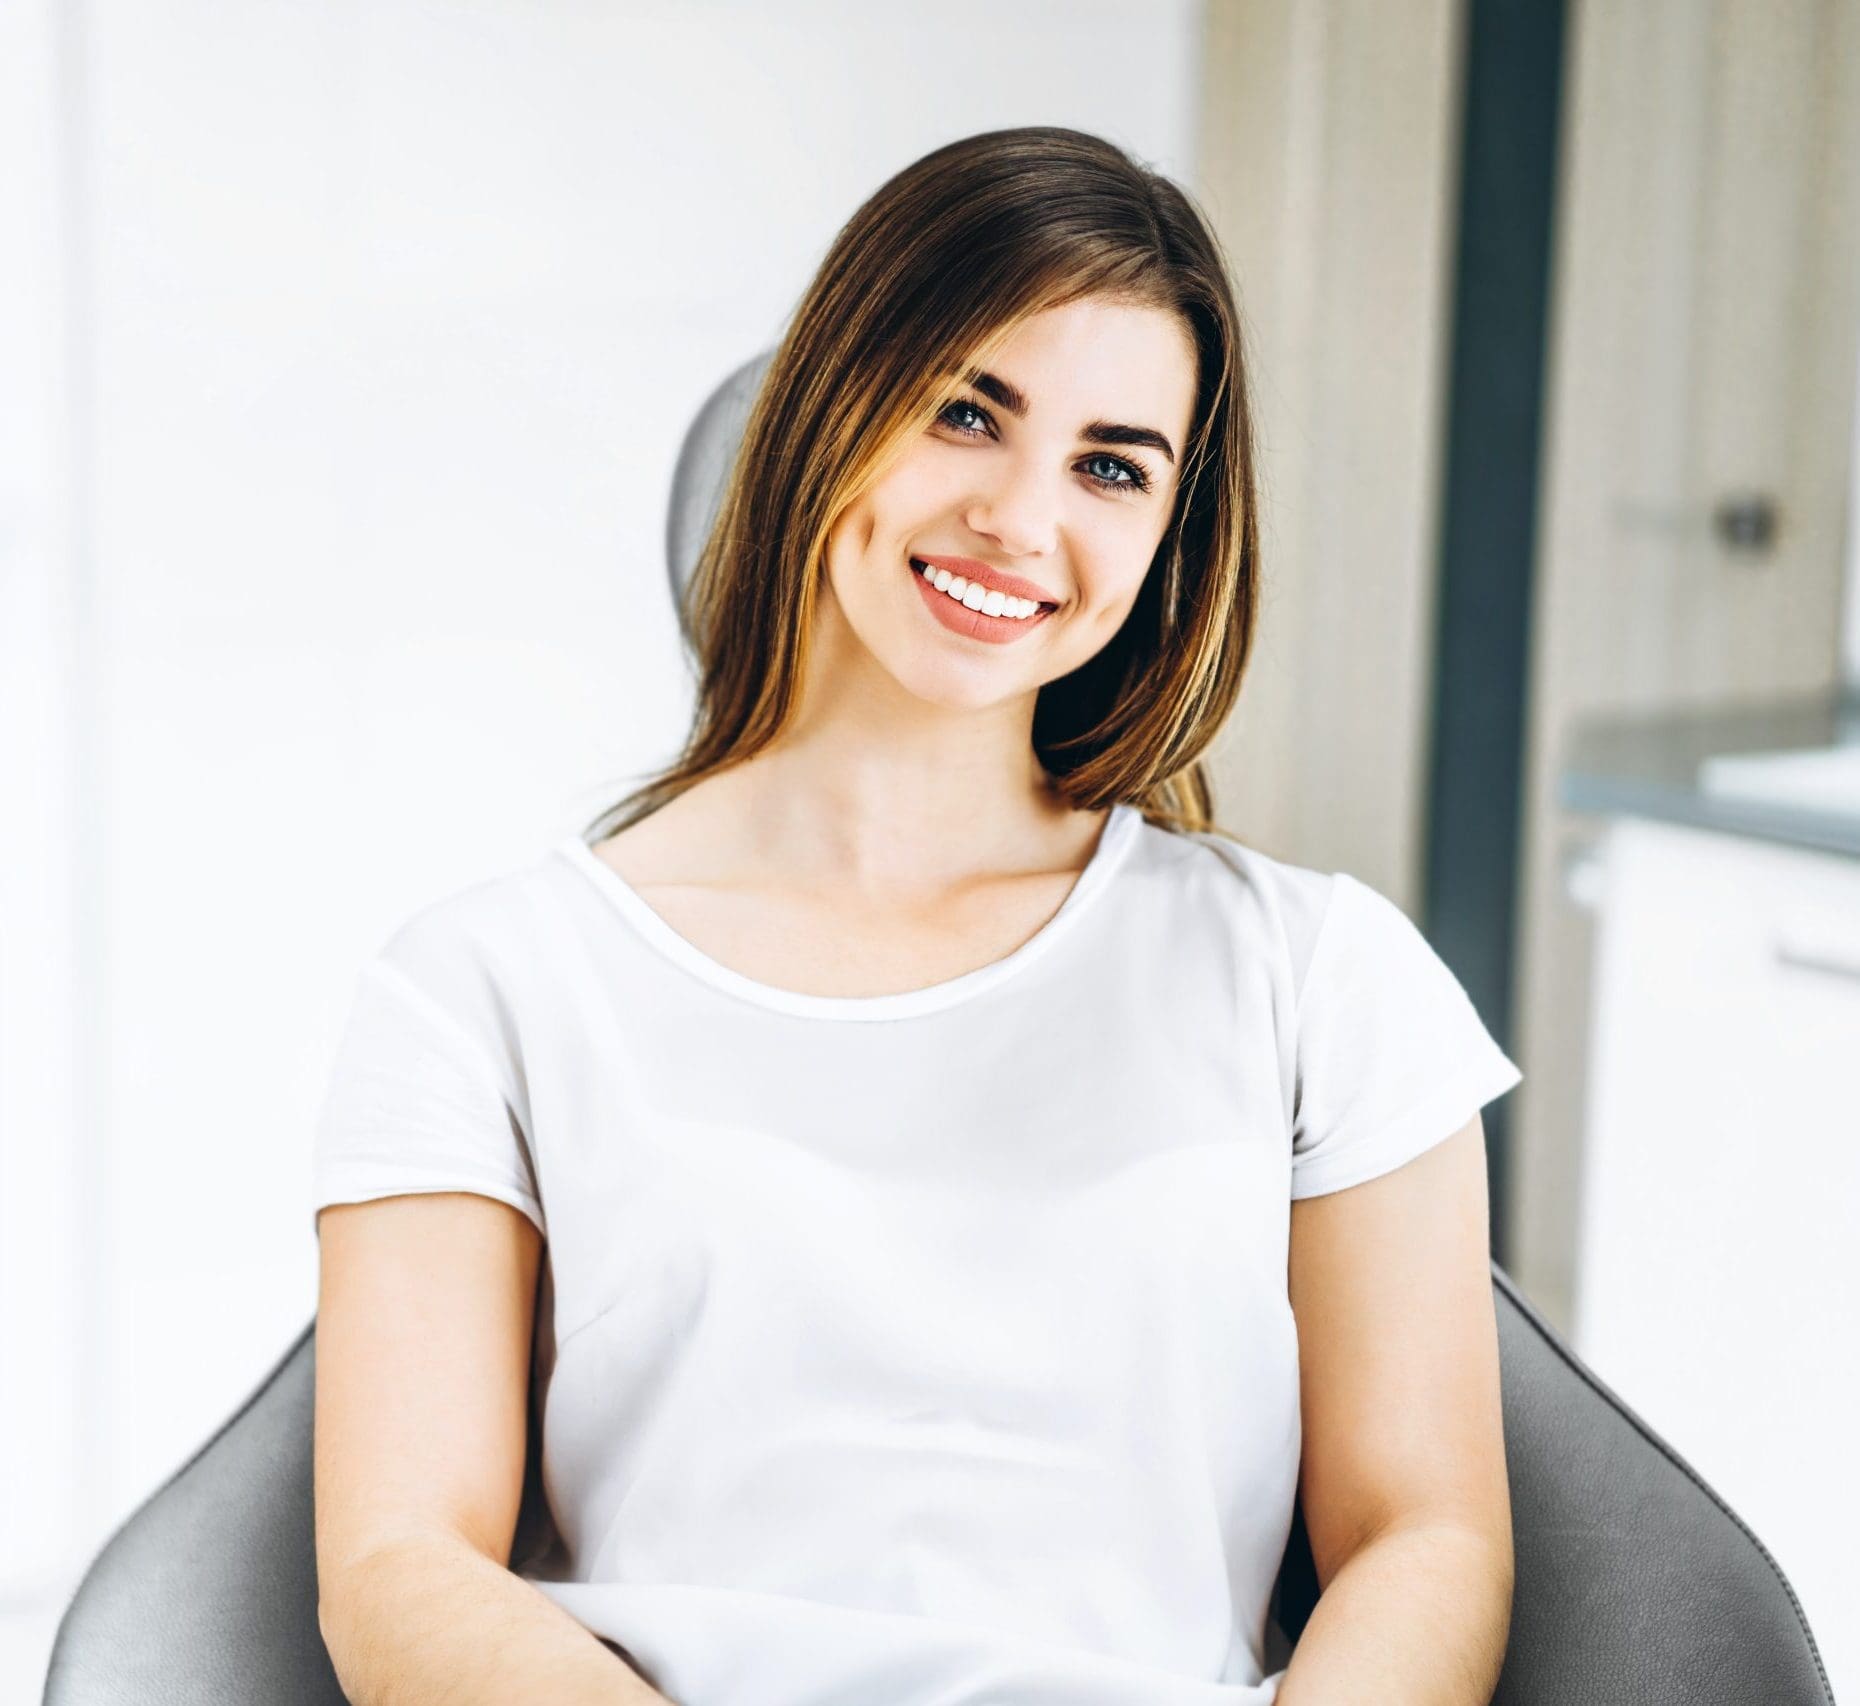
[
  {"left": 1075, "top": 552, "right": 1156, "bottom": 620},
  {"left": 825, "top": 500, "right": 877, "bottom": 568},
  {"left": 871, "top": 445, "right": 960, "bottom": 517}
]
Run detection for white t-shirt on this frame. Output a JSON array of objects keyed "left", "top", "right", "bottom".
[{"left": 311, "top": 801, "right": 1522, "bottom": 1705}]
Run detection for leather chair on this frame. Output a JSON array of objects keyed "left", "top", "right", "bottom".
[{"left": 42, "top": 353, "right": 1836, "bottom": 1705}]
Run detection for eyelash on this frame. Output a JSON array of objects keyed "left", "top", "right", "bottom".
[{"left": 933, "top": 399, "right": 1154, "bottom": 496}]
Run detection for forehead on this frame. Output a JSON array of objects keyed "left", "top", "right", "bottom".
[{"left": 966, "top": 297, "right": 1197, "bottom": 435}]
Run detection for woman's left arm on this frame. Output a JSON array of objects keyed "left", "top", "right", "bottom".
[{"left": 1277, "top": 1115, "right": 1515, "bottom": 1706}]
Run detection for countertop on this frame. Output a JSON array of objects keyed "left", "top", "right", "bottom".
[{"left": 1558, "top": 685, "right": 1860, "bottom": 860}]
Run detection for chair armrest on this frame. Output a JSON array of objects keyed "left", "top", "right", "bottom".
[
  {"left": 44, "top": 1320, "right": 347, "bottom": 1706},
  {"left": 1268, "top": 1264, "right": 1833, "bottom": 1704}
]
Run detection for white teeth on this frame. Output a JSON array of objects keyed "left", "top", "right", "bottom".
[{"left": 913, "top": 560, "right": 1044, "bottom": 620}]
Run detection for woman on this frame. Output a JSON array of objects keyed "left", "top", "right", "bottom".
[{"left": 312, "top": 126, "right": 1521, "bottom": 1706}]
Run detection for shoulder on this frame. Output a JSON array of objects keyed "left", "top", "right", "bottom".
[
  {"left": 366, "top": 845, "right": 569, "bottom": 1022},
  {"left": 1148, "top": 821, "right": 1339, "bottom": 1001},
  {"left": 380, "top": 858, "right": 532, "bottom": 957}
]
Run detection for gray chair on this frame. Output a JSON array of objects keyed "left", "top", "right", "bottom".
[
  {"left": 42, "top": 1264, "right": 1837, "bottom": 1703},
  {"left": 43, "top": 353, "right": 1836, "bottom": 1705}
]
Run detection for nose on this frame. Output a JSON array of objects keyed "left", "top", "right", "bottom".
[{"left": 963, "top": 460, "right": 1059, "bottom": 560}]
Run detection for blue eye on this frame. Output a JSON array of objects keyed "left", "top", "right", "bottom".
[
  {"left": 934, "top": 399, "right": 1153, "bottom": 496},
  {"left": 939, "top": 399, "right": 990, "bottom": 436}
]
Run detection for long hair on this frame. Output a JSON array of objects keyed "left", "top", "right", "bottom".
[{"left": 583, "top": 125, "right": 1260, "bottom": 844}]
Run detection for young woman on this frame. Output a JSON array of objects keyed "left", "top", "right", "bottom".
[{"left": 312, "top": 126, "right": 1521, "bottom": 1706}]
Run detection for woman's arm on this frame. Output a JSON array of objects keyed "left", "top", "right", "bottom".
[
  {"left": 1277, "top": 1116, "right": 1515, "bottom": 1705},
  {"left": 1273, "top": 1517, "right": 1512, "bottom": 1704},
  {"left": 315, "top": 1194, "right": 675, "bottom": 1704},
  {"left": 320, "top": 1532, "right": 675, "bottom": 1706}
]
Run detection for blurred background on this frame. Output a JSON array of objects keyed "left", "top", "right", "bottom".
[{"left": 4, "top": 0, "right": 1857, "bottom": 1697}]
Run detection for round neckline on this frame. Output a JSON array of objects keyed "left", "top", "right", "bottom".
[{"left": 554, "top": 801, "right": 1143, "bottom": 1022}]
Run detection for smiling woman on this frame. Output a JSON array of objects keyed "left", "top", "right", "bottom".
[
  {"left": 312, "top": 124, "right": 1520, "bottom": 1706},
  {"left": 828, "top": 291, "right": 1199, "bottom": 688},
  {"left": 582, "top": 124, "right": 1257, "bottom": 846}
]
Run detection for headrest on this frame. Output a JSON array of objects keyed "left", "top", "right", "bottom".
[{"left": 664, "top": 348, "right": 776, "bottom": 646}]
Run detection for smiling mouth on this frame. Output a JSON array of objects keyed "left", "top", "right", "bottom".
[{"left": 909, "top": 558, "right": 1060, "bottom": 614}]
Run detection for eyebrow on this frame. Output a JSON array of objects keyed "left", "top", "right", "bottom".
[{"left": 948, "top": 367, "right": 1177, "bottom": 467}]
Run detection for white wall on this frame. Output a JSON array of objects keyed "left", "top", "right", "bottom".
[{"left": 3, "top": 0, "right": 1205, "bottom": 1693}]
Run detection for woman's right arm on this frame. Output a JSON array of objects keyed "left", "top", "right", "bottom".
[
  {"left": 319, "top": 1531, "right": 668, "bottom": 1705},
  {"left": 314, "top": 1192, "right": 674, "bottom": 1705}
]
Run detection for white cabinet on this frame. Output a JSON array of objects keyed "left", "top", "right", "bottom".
[{"left": 1574, "top": 815, "right": 1859, "bottom": 1686}]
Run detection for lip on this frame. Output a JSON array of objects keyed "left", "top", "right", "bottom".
[
  {"left": 912, "top": 553, "right": 1061, "bottom": 607},
  {"left": 909, "top": 556, "right": 1057, "bottom": 646}
]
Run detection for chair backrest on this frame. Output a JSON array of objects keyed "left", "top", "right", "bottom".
[{"left": 664, "top": 348, "right": 774, "bottom": 654}]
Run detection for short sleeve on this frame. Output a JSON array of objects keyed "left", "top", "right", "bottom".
[
  {"left": 311, "top": 952, "right": 546, "bottom": 1237},
  {"left": 1289, "top": 871, "right": 1522, "bottom": 1199}
]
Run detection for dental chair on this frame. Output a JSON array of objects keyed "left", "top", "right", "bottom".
[{"left": 41, "top": 352, "right": 1836, "bottom": 1705}]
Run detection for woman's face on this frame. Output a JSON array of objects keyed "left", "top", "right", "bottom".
[{"left": 820, "top": 295, "right": 1200, "bottom": 711}]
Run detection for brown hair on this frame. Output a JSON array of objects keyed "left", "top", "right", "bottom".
[{"left": 583, "top": 124, "right": 1260, "bottom": 844}]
